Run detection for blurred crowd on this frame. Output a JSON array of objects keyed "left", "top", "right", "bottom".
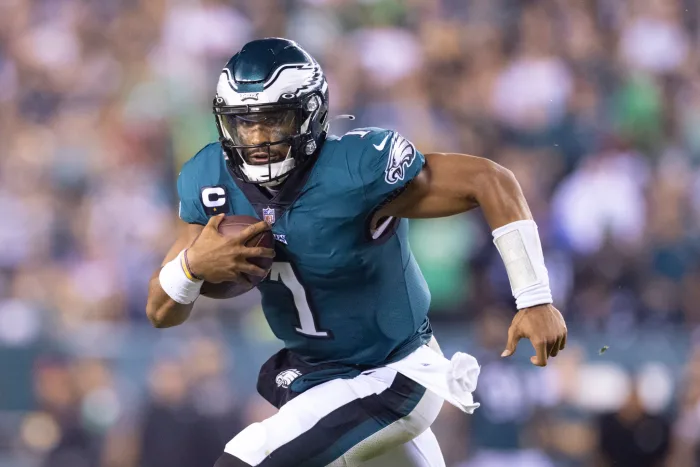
[{"left": 1, "top": 0, "right": 700, "bottom": 465}]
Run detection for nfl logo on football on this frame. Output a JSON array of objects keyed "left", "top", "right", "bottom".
[{"left": 263, "top": 207, "right": 275, "bottom": 224}]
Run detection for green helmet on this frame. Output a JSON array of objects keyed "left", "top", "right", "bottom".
[{"left": 214, "top": 38, "right": 330, "bottom": 186}]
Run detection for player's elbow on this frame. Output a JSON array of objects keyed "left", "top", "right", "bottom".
[
  {"left": 147, "top": 313, "right": 166, "bottom": 329},
  {"left": 145, "top": 291, "right": 181, "bottom": 329},
  {"left": 146, "top": 280, "right": 167, "bottom": 328},
  {"left": 146, "top": 302, "right": 168, "bottom": 328},
  {"left": 486, "top": 159, "right": 516, "bottom": 185},
  {"left": 471, "top": 158, "right": 518, "bottom": 196},
  {"left": 146, "top": 298, "right": 192, "bottom": 329},
  {"left": 145, "top": 274, "right": 189, "bottom": 328}
]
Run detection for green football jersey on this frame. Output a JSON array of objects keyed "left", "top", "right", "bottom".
[{"left": 177, "top": 128, "right": 432, "bottom": 374}]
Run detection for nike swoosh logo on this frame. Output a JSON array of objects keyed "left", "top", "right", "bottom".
[{"left": 373, "top": 134, "right": 390, "bottom": 151}]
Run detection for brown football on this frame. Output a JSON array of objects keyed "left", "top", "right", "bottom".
[{"left": 199, "top": 215, "right": 274, "bottom": 299}]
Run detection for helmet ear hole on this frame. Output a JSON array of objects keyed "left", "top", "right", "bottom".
[
  {"left": 305, "top": 140, "right": 317, "bottom": 155},
  {"left": 305, "top": 95, "right": 320, "bottom": 112}
]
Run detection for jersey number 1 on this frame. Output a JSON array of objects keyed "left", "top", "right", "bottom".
[{"left": 269, "top": 263, "right": 331, "bottom": 338}]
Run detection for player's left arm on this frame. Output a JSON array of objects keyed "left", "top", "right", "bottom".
[
  {"left": 378, "top": 152, "right": 525, "bottom": 224},
  {"left": 380, "top": 152, "right": 567, "bottom": 367}
]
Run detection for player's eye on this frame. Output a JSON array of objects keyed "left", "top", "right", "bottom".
[
  {"left": 268, "top": 114, "right": 287, "bottom": 124},
  {"left": 238, "top": 118, "right": 257, "bottom": 128},
  {"left": 235, "top": 115, "right": 258, "bottom": 125},
  {"left": 235, "top": 114, "right": 280, "bottom": 127}
]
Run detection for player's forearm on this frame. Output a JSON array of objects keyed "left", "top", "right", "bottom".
[
  {"left": 146, "top": 221, "right": 204, "bottom": 328},
  {"left": 475, "top": 160, "right": 552, "bottom": 310},
  {"left": 146, "top": 273, "right": 194, "bottom": 328}
]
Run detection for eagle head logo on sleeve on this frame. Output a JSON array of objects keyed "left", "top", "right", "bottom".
[
  {"left": 275, "top": 369, "right": 302, "bottom": 388},
  {"left": 384, "top": 133, "right": 417, "bottom": 185}
]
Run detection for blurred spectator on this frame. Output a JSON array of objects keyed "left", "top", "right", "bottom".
[
  {"left": 458, "top": 308, "right": 557, "bottom": 467},
  {"left": 551, "top": 146, "right": 649, "bottom": 256},
  {"left": 32, "top": 358, "right": 100, "bottom": 467},
  {"left": 596, "top": 385, "right": 671, "bottom": 467},
  {"left": 138, "top": 359, "right": 197, "bottom": 467}
]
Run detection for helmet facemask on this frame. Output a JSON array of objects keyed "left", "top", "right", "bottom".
[
  {"left": 217, "top": 107, "right": 301, "bottom": 186},
  {"left": 215, "top": 96, "right": 324, "bottom": 187}
]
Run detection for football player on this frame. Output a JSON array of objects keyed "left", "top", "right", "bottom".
[{"left": 146, "top": 38, "right": 567, "bottom": 467}]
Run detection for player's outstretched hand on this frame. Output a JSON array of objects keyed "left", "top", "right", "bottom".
[
  {"left": 500, "top": 304, "right": 567, "bottom": 367},
  {"left": 187, "top": 214, "right": 276, "bottom": 284}
]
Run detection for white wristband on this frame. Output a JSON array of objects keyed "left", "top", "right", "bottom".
[
  {"left": 158, "top": 251, "right": 203, "bottom": 305},
  {"left": 492, "top": 220, "right": 553, "bottom": 310}
]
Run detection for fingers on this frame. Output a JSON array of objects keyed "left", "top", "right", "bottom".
[
  {"left": 233, "top": 274, "right": 253, "bottom": 287},
  {"left": 237, "top": 221, "right": 271, "bottom": 242},
  {"left": 239, "top": 247, "right": 276, "bottom": 259},
  {"left": 207, "top": 213, "right": 226, "bottom": 230},
  {"left": 501, "top": 326, "right": 520, "bottom": 358},
  {"left": 531, "top": 332, "right": 567, "bottom": 365},
  {"left": 507, "top": 305, "right": 568, "bottom": 367},
  {"left": 530, "top": 339, "right": 548, "bottom": 367},
  {"left": 236, "top": 262, "right": 270, "bottom": 278},
  {"left": 551, "top": 329, "right": 568, "bottom": 357},
  {"left": 549, "top": 338, "right": 561, "bottom": 358}
]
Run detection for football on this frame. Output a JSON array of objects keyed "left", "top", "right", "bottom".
[{"left": 199, "top": 215, "right": 275, "bottom": 299}]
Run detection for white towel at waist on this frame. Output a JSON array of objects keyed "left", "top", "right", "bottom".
[{"left": 386, "top": 339, "right": 481, "bottom": 414}]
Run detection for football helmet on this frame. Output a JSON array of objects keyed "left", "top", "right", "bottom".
[{"left": 214, "top": 38, "right": 329, "bottom": 186}]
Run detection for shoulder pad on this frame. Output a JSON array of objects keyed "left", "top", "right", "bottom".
[
  {"left": 338, "top": 128, "right": 425, "bottom": 211},
  {"left": 177, "top": 143, "right": 225, "bottom": 225}
]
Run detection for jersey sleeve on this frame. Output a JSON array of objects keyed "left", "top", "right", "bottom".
[
  {"left": 177, "top": 168, "right": 208, "bottom": 225},
  {"left": 176, "top": 146, "right": 216, "bottom": 226},
  {"left": 358, "top": 129, "right": 426, "bottom": 210}
]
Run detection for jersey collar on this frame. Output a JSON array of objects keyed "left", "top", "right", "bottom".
[{"left": 226, "top": 143, "right": 321, "bottom": 218}]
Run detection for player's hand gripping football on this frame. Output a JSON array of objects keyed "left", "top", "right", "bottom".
[
  {"left": 186, "top": 214, "right": 276, "bottom": 284},
  {"left": 501, "top": 304, "right": 567, "bottom": 367}
]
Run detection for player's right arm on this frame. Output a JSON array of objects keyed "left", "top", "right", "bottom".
[
  {"left": 146, "top": 146, "right": 273, "bottom": 328},
  {"left": 145, "top": 221, "right": 203, "bottom": 328},
  {"left": 145, "top": 215, "right": 273, "bottom": 328}
]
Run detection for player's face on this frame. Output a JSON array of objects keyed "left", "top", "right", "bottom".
[{"left": 222, "top": 110, "right": 297, "bottom": 165}]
